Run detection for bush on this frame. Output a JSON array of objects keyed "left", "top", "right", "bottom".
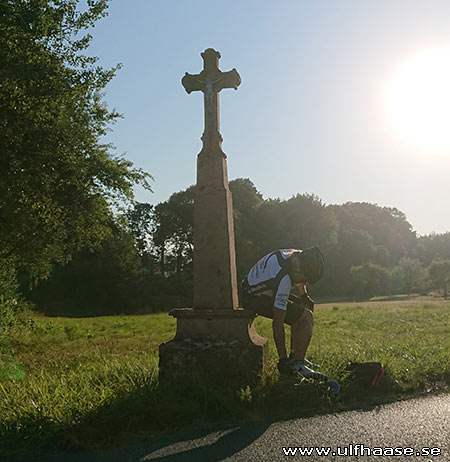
[
  {"left": 0, "top": 261, "right": 19, "bottom": 302},
  {"left": 0, "top": 296, "right": 17, "bottom": 331},
  {"left": 0, "top": 261, "right": 33, "bottom": 330}
]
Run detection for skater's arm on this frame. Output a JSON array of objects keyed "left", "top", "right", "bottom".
[{"left": 273, "top": 307, "right": 287, "bottom": 360}]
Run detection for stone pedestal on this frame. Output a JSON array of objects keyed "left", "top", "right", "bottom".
[{"left": 159, "top": 309, "right": 269, "bottom": 382}]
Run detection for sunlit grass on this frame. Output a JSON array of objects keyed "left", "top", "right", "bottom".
[{"left": 1, "top": 301, "right": 449, "bottom": 460}]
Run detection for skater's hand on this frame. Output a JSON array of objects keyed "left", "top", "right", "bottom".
[{"left": 299, "top": 293, "right": 314, "bottom": 312}]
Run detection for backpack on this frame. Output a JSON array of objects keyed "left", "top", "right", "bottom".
[{"left": 345, "top": 362, "right": 385, "bottom": 389}]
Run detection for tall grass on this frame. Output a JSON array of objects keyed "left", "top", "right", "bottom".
[{"left": 1, "top": 300, "right": 449, "bottom": 460}]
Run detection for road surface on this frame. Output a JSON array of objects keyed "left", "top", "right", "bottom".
[{"left": 36, "top": 393, "right": 449, "bottom": 462}]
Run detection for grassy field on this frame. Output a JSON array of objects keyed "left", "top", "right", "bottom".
[{"left": 1, "top": 299, "right": 450, "bottom": 460}]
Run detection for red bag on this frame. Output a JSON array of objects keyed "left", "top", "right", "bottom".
[{"left": 345, "top": 362, "right": 385, "bottom": 389}]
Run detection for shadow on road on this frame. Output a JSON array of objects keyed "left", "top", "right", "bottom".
[
  {"left": 125, "top": 423, "right": 269, "bottom": 462},
  {"left": 34, "top": 422, "right": 270, "bottom": 462}
]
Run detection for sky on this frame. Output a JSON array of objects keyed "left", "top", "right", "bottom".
[{"left": 86, "top": 0, "right": 450, "bottom": 236}]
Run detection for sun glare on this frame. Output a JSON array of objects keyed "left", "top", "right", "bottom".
[{"left": 384, "top": 46, "right": 450, "bottom": 156}]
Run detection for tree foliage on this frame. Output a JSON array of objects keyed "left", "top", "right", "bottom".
[
  {"left": 428, "top": 259, "right": 450, "bottom": 299},
  {"left": 31, "top": 221, "right": 143, "bottom": 316},
  {"left": 153, "top": 186, "right": 194, "bottom": 277},
  {"left": 392, "top": 258, "right": 429, "bottom": 296},
  {"left": 0, "top": 0, "right": 151, "bottom": 281},
  {"left": 416, "top": 233, "right": 450, "bottom": 265},
  {"left": 349, "top": 262, "right": 389, "bottom": 298}
]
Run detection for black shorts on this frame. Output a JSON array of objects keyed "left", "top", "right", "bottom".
[{"left": 241, "top": 293, "right": 308, "bottom": 326}]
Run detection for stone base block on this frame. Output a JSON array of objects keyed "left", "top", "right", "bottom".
[{"left": 159, "top": 309, "right": 268, "bottom": 383}]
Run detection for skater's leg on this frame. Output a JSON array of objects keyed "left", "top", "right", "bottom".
[{"left": 291, "top": 308, "right": 313, "bottom": 362}]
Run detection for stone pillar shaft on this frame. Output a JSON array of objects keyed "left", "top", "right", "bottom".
[{"left": 193, "top": 152, "right": 239, "bottom": 309}]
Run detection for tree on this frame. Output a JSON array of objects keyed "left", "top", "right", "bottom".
[
  {"left": 125, "top": 203, "right": 154, "bottom": 256},
  {"left": 31, "top": 221, "right": 145, "bottom": 316},
  {"left": 428, "top": 259, "right": 450, "bottom": 299},
  {"left": 0, "top": 0, "right": 151, "bottom": 284},
  {"left": 349, "top": 262, "right": 389, "bottom": 298},
  {"left": 339, "top": 229, "right": 376, "bottom": 268},
  {"left": 125, "top": 202, "right": 157, "bottom": 275},
  {"left": 229, "top": 178, "right": 263, "bottom": 216},
  {"left": 416, "top": 233, "right": 450, "bottom": 266},
  {"left": 229, "top": 178, "right": 264, "bottom": 281},
  {"left": 331, "top": 202, "right": 416, "bottom": 262},
  {"left": 153, "top": 186, "right": 194, "bottom": 278},
  {"left": 250, "top": 193, "right": 337, "bottom": 255},
  {"left": 392, "top": 258, "right": 429, "bottom": 296}
]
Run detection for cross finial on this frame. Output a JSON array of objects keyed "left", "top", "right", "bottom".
[
  {"left": 201, "top": 48, "right": 221, "bottom": 73},
  {"left": 182, "top": 48, "right": 241, "bottom": 155}
]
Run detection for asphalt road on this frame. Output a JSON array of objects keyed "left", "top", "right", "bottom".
[{"left": 37, "top": 393, "right": 449, "bottom": 462}]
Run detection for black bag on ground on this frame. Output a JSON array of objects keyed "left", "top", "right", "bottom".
[{"left": 345, "top": 362, "right": 385, "bottom": 389}]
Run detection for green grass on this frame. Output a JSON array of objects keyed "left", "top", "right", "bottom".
[{"left": 1, "top": 300, "right": 450, "bottom": 460}]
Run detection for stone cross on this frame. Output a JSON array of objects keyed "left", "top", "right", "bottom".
[
  {"left": 158, "top": 49, "right": 268, "bottom": 382},
  {"left": 182, "top": 48, "right": 241, "bottom": 154},
  {"left": 182, "top": 49, "right": 241, "bottom": 310}
]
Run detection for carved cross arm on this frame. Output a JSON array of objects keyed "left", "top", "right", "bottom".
[
  {"left": 215, "top": 68, "right": 241, "bottom": 92},
  {"left": 182, "top": 72, "right": 203, "bottom": 94}
]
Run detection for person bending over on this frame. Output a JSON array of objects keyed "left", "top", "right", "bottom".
[{"left": 240, "top": 247, "right": 324, "bottom": 377}]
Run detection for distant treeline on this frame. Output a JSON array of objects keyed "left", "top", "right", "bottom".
[{"left": 30, "top": 179, "right": 450, "bottom": 316}]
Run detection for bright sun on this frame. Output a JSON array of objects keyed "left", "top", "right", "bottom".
[{"left": 384, "top": 46, "right": 450, "bottom": 156}]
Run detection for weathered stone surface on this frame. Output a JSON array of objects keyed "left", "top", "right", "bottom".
[
  {"left": 193, "top": 159, "right": 238, "bottom": 310},
  {"left": 169, "top": 308, "right": 265, "bottom": 342},
  {"left": 159, "top": 338, "right": 267, "bottom": 382},
  {"left": 159, "top": 311, "right": 268, "bottom": 382}
]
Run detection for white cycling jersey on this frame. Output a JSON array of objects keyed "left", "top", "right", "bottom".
[{"left": 246, "top": 249, "right": 299, "bottom": 310}]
